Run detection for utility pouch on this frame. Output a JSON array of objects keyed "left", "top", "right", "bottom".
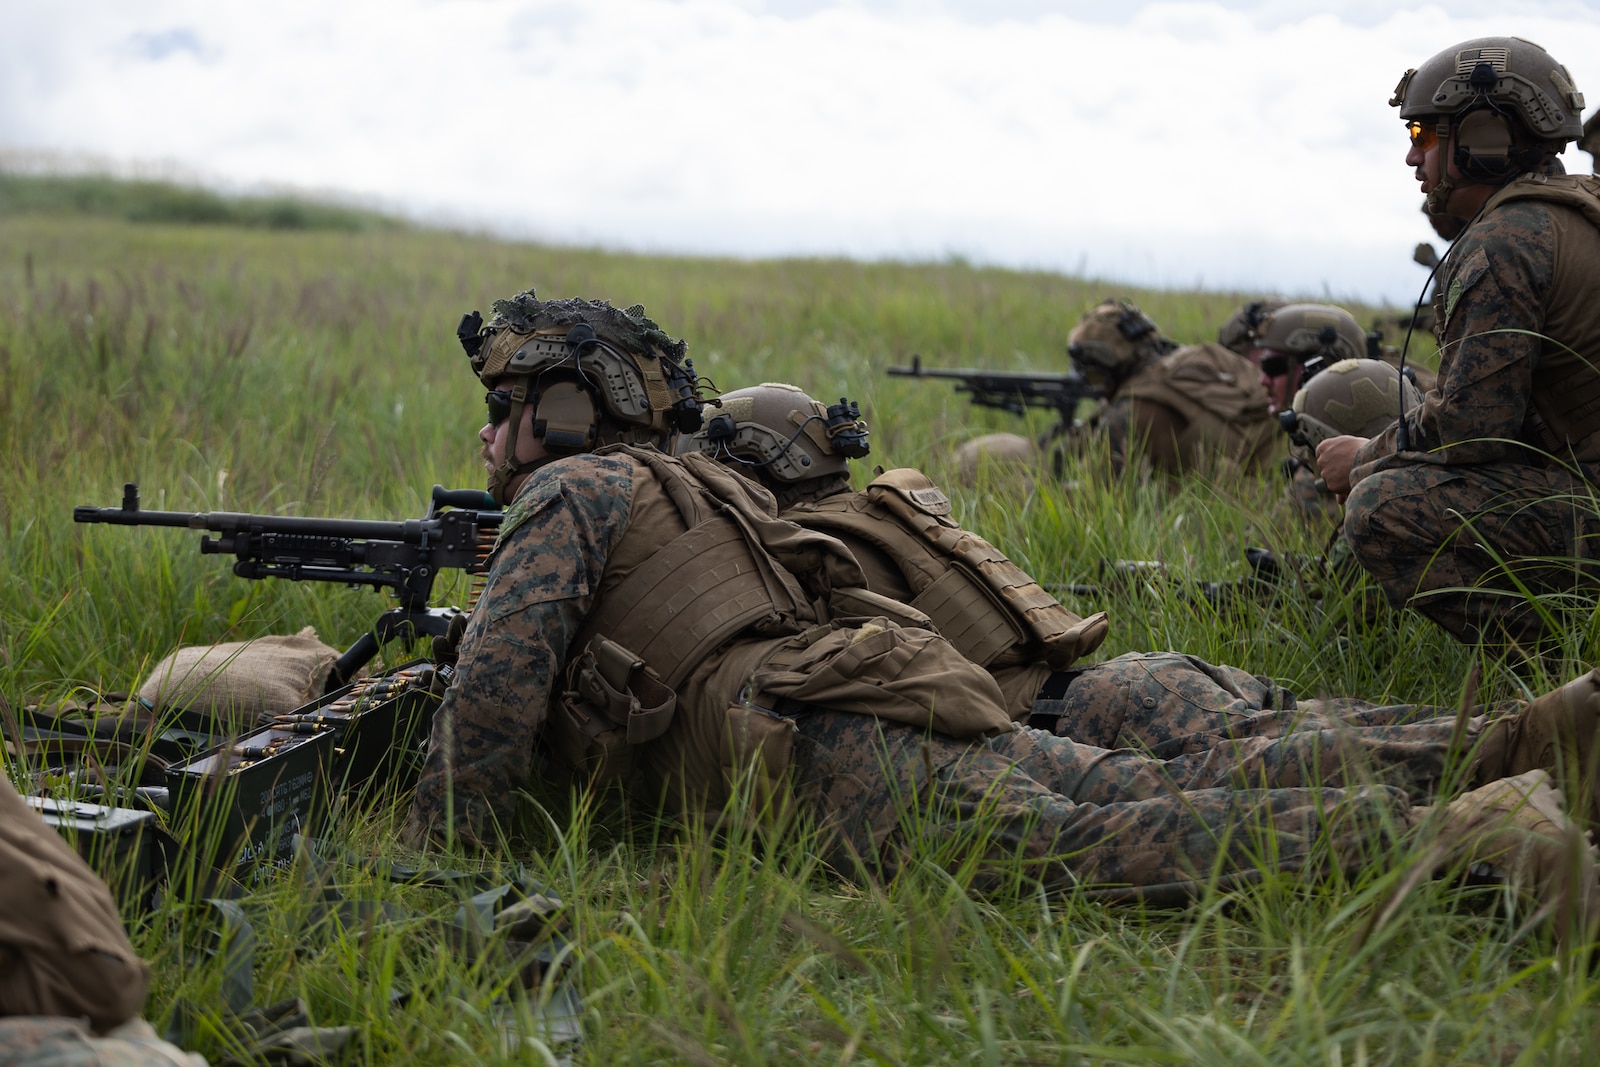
[
  {"left": 721, "top": 699, "right": 798, "bottom": 817},
  {"left": 572, "top": 636, "right": 677, "bottom": 744},
  {"left": 550, "top": 637, "right": 678, "bottom": 785}
]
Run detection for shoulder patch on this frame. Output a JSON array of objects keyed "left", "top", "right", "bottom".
[
  {"left": 496, "top": 475, "right": 567, "bottom": 547},
  {"left": 1444, "top": 245, "right": 1491, "bottom": 328}
]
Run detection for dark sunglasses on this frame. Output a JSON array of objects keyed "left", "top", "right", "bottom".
[
  {"left": 1258, "top": 352, "right": 1294, "bottom": 378},
  {"left": 1407, "top": 120, "right": 1438, "bottom": 152},
  {"left": 486, "top": 389, "right": 514, "bottom": 426}
]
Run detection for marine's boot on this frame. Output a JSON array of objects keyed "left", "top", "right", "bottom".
[
  {"left": 1472, "top": 668, "right": 1600, "bottom": 827},
  {"left": 1429, "top": 769, "right": 1600, "bottom": 936}
]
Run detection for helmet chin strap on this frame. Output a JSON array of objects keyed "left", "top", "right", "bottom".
[
  {"left": 486, "top": 378, "right": 544, "bottom": 507},
  {"left": 1424, "top": 117, "right": 1461, "bottom": 218},
  {"left": 1424, "top": 175, "right": 1460, "bottom": 217}
]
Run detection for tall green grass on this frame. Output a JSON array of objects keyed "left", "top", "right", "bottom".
[{"left": 3, "top": 189, "right": 1596, "bottom": 1065}]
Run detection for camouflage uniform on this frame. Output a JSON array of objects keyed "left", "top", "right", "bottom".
[
  {"left": 1036, "top": 650, "right": 1519, "bottom": 769},
  {"left": 1093, "top": 343, "right": 1280, "bottom": 479},
  {"left": 1344, "top": 172, "right": 1600, "bottom": 645},
  {"left": 405, "top": 447, "right": 1451, "bottom": 899}
]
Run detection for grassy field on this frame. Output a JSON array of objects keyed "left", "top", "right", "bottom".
[{"left": 4, "top": 180, "right": 1599, "bottom": 1065}]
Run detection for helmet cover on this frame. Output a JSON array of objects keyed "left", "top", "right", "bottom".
[
  {"left": 1254, "top": 303, "right": 1366, "bottom": 367},
  {"left": 676, "top": 383, "right": 870, "bottom": 485},
  {"left": 1285, "top": 358, "right": 1423, "bottom": 458},
  {"left": 1067, "top": 299, "right": 1166, "bottom": 378}
]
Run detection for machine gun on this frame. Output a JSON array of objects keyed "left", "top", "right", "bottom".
[
  {"left": 887, "top": 355, "right": 1104, "bottom": 424},
  {"left": 1052, "top": 548, "right": 1291, "bottom": 610},
  {"left": 74, "top": 483, "right": 502, "bottom": 688}
]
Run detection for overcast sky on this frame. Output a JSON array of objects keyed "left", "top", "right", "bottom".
[{"left": 4, "top": 0, "right": 1597, "bottom": 306}]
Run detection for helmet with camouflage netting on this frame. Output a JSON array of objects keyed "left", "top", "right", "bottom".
[
  {"left": 1282, "top": 358, "right": 1423, "bottom": 459},
  {"left": 1067, "top": 299, "right": 1176, "bottom": 390},
  {"left": 1217, "top": 299, "right": 1287, "bottom": 356},
  {"left": 1254, "top": 303, "right": 1366, "bottom": 379},
  {"left": 1392, "top": 37, "right": 1585, "bottom": 198},
  {"left": 457, "top": 288, "right": 704, "bottom": 504},
  {"left": 675, "top": 383, "right": 870, "bottom": 506}
]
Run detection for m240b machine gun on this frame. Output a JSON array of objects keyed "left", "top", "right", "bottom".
[
  {"left": 887, "top": 355, "right": 1104, "bottom": 424},
  {"left": 74, "top": 483, "right": 502, "bottom": 689}
]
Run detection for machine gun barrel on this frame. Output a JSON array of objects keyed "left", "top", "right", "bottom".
[{"left": 886, "top": 355, "right": 1102, "bottom": 419}]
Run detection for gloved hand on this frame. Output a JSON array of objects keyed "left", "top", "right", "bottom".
[
  {"left": 432, "top": 612, "right": 469, "bottom": 668},
  {"left": 426, "top": 612, "right": 470, "bottom": 696}
]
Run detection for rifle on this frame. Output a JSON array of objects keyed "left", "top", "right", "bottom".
[
  {"left": 74, "top": 483, "right": 501, "bottom": 689},
  {"left": 886, "top": 355, "right": 1103, "bottom": 424},
  {"left": 1052, "top": 548, "right": 1290, "bottom": 610}
]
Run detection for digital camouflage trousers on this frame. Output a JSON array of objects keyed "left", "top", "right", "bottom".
[
  {"left": 1343, "top": 461, "right": 1600, "bottom": 646},
  {"left": 786, "top": 651, "right": 1528, "bottom": 903}
]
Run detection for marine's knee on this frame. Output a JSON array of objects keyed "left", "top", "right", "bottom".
[{"left": 1343, "top": 470, "right": 1444, "bottom": 569}]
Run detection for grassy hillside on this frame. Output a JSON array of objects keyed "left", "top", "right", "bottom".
[
  {"left": 3, "top": 184, "right": 1593, "bottom": 1066},
  {"left": 0, "top": 170, "right": 407, "bottom": 232}
]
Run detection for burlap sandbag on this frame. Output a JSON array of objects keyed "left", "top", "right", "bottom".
[{"left": 137, "top": 626, "right": 339, "bottom": 732}]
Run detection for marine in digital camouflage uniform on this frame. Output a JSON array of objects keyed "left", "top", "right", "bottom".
[
  {"left": 950, "top": 300, "right": 1280, "bottom": 487},
  {"left": 673, "top": 382, "right": 1600, "bottom": 893},
  {"left": 406, "top": 289, "right": 1600, "bottom": 904},
  {"left": 1067, "top": 299, "right": 1279, "bottom": 480},
  {"left": 1319, "top": 37, "right": 1600, "bottom": 649}
]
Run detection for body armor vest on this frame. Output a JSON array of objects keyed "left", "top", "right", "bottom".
[
  {"left": 544, "top": 449, "right": 1012, "bottom": 794},
  {"left": 787, "top": 469, "right": 1108, "bottom": 670},
  {"left": 1434, "top": 174, "right": 1600, "bottom": 462},
  {"left": 546, "top": 446, "right": 860, "bottom": 784},
  {"left": 1115, "top": 343, "right": 1278, "bottom": 473}
]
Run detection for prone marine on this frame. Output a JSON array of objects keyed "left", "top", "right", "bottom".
[{"left": 402, "top": 286, "right": 1600, "bottom": 908}]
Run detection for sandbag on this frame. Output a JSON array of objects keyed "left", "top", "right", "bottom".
[{"left": 137, "top": 627, "right": 339, "bottom": 732}]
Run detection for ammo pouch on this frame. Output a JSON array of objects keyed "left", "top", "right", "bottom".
[{"left": 549, "top": 637, "right": 676, "bottom": 786}]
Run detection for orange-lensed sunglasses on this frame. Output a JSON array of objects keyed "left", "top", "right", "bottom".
[{"left": 1407, "top": 121, "right": 1439, "bottom": 152}]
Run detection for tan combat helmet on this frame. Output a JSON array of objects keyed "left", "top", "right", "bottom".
[
  {"left": 1281, "top": 358, "right": 1424, "bottom": 470},
  {"left": 675, "top": 383, "right": 870, "bottom": 505},
  {"left": 1217, "top": 299, "right": 1287, "bottom": 356},
  {"left": 457, "top": 288, "right": 703, "bottom": 504},
  {"left": 1253, "top": 303, "right": 1367, "bottom": 381},
  {"left": 1393, "top": 37, "right": 1586, "bottom": 212},
  {"left": 1066, "top": 299, "right": 1175, "bottom": 391}
]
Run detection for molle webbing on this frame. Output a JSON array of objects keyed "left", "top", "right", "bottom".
[
  {"left": 571, "top": 446, "right": 823, "bottom": 694},
  {"left": 792, "top": 502, "right": 1022, "bottom": 663},
  {"left": 572, "top": 513, "right": 787, "bottom": 689},
  {"left": 797, "top": 471, "right": 1107, "bottom": 669},
  {"left": 907, "top": 567, "right": 1025, "bottom": 666}
]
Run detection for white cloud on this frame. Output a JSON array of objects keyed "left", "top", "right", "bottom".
[{"left": 3, "top": 0, "right": 1597, "bottom": 305}]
